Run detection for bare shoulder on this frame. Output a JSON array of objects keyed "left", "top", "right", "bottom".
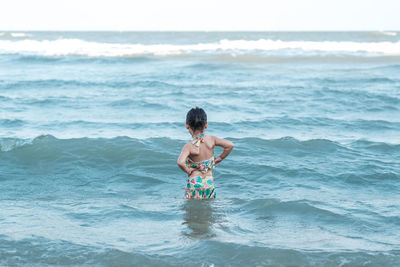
[
  {"left": 205, "top": 135, "right": 216, "bottom": 146},
  {"left": 179, "top": 142, "right": 189, "bottom": 153},
  {"left": 182, "top": 142, "right": 192, "bottom": 150}
]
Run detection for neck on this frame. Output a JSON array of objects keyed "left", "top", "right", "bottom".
[{"left": 191, "top": 131, "right": 204, "bottom": 137}]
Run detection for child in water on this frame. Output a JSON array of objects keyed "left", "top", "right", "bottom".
[{"left": 177, "top": 107, "right": 234, "bottom": 199}]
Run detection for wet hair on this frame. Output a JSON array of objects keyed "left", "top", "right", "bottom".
[{"left": 186, "top": 107, "right": 207, "bottom": 131}]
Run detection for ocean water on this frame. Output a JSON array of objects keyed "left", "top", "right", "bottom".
[{"left": 0, "top": 31, "right": 400, "bottom": 266}]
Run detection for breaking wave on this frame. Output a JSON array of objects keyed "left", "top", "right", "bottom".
[{"left": 1, "top": 38, "right": 400, "bottom": 58}]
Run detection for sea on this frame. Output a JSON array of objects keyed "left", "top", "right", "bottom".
[{"left": 0, "top": 31, "right": 399, "bottom": 266}]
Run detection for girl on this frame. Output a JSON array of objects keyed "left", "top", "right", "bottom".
[{"left": 177, "top": 107, "right": 234, "bottom": 199}]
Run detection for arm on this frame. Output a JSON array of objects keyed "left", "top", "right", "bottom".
[
  {"left": 177, "top": 144, "right": 196, "bottom": 176},
  {"left": 213, "top": 136, "right": 234, "bottom": 165}
]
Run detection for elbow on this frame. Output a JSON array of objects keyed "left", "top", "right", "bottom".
[
  {"left": 229, "top": 141, "right": 234, "bottom": 150},
  {"left": 177, "top": 159, "right": 185, "bottom": 168}
]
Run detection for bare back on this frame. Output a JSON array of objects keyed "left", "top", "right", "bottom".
[
  {"left": 188, "top": 135, "right": 215, "bottom": 162},
  {"left": 186, "top": 135, "right": 215, "bottom": 177}
]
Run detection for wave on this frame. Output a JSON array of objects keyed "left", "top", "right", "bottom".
[
  {"left": 352, "top": 139, "right": 400, "bottom": 153},
  {"left": 7, "top": 54, "right": 154, "bottom": 64},
  {"left": 0, "top": 119, "right": 26, "bottom": 128},
  {"left": 6, "top": 53, "right": 400, "bottom": 64},
  {"left": 0, "top": 32, "right": 32, "bottom": 38},
  {"left": 1, "top": 135, "right": 398, "bottom": 158},
  {"left": 335, "top": 173, "right": 399, "bottom": 186},
  {"left": 234, "top": 198, "right": 400, "bottom": 232},
  {"left": 0, "top": 135, "right": 335, "bottom": 154},
  {"left": 378, "top": 31, "right": 398, "bottom": 37},
  {"left": 0, "top": 79, "right": 136, "bottom": 90},
  {"left": 0, "top": 135, "right": 180, "bottom": 171},
  {"left": 1, "top": 38, "right": 400, "bottom": 58},
  {"left": 238, "top": 198, "right": 351, "bottom": 222},
  {"left": 66, "top": 204, "right": 175, "bottom": 223},
  {"left": 10, "top": 33, "right": 32, "bottom": 38},
  {"left": 238, "top": 117, "right": 400, "bottom": 133},
  {"left": 1, "top": 235, "right": 398, "bottom": 266},
  {"left": 1, "top": 115, "right": 400, "bottom": 144}
]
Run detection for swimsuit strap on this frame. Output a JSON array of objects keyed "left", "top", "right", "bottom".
[
  {"left": 186, "top": 155, "right": 215, "bottom": 173},
  {"left": 191, "top": 132, "right": 205, "bottom": 147}
]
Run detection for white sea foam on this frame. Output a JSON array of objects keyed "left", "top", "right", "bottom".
[
  {"left": 10, "top": 33, "right": 32, "bottom": 38},
  {"left": 0, "top": 38, "right": 400, "bottom": 57},
  {"left": 379, "top": 31, "right": 397, "bottom": 36}
]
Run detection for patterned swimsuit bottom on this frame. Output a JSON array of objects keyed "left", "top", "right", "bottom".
[{"left": 185, "top": 175, "right": 215, "bottom": 199}]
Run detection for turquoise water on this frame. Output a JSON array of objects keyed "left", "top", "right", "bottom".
[{"left": 0, "top": 31, "right": 400, "bottom": 266}]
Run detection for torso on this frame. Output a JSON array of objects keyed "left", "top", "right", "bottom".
[{"left": 187, "top": 135, "right": 215, "bottom": 178}]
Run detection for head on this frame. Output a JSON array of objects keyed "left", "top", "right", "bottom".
[{"left": 186, "top": 107, "right": 208, "bottom": 134}]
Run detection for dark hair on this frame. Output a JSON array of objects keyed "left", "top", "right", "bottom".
[{"left": 186, "top": 107, "right": 207, "bottom": 131}]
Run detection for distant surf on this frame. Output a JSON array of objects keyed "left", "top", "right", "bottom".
[{"left": 1, "top": 38, "right": 400, "bottom": 58}]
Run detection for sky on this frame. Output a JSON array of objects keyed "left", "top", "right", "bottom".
[{"left": 0, "top": 0, "right": 399, "bottom": 31}]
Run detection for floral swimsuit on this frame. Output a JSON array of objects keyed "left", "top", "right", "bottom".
[{"left": 185, "top": 133, "right": 216, "bottom": 199}]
